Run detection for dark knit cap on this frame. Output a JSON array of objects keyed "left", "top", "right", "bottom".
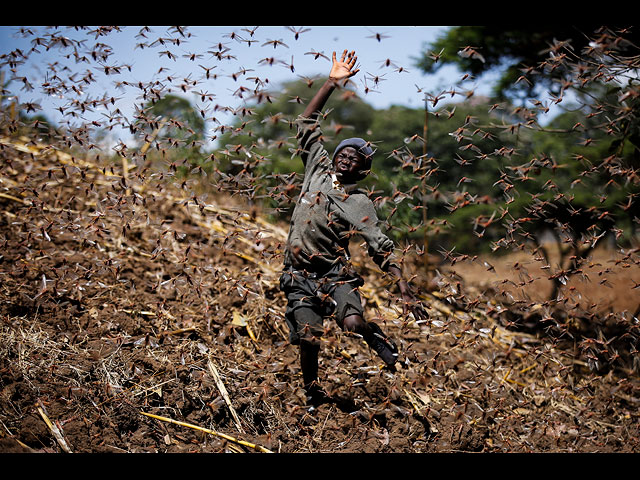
[{"left": 332, "top": 137, "right": 375, "bottom": 180}]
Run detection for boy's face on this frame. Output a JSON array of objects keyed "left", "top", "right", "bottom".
[{"left": 334, "top": 146, "right": 366, "bottom": 182}]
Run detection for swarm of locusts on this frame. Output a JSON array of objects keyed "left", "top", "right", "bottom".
[{"left": 1, "top": 26, "right": 640, "bottom": 453}]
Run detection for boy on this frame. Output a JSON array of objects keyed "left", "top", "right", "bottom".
[{"left": 279, "top": 50, "right": 427, "bottom": 407}]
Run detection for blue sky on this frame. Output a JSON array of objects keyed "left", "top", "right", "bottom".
[{"left": 0, "top": 26, "right": 498, "bottom": 147}]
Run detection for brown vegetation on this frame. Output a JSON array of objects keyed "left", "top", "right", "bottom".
[{"left": 1, "top": 136, "right": 639, "bottom": 453}]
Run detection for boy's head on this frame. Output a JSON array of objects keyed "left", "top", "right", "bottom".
[{"left": 332, "top": 138, "right": 374, "bottom": 183}]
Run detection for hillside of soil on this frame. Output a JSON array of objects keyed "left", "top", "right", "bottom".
[{"left": 1, "top": 135, "right": 639, "bottom": 453}]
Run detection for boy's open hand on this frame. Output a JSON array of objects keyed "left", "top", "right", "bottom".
[
  {"left": 400, "top": 289, "right": 429, "bottom": 322},
  {"left": 330, "top": 50, "right": 360, "bottom": 83},
  {"left": 388, "top": 266, "right": 429, "bottom": 322}
]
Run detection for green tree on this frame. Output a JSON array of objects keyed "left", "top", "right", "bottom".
[
  {"left": 415, "top": 26, "right": 640, "bottom": 101},
  {"left": 417, "top": 27, "right": 640, "bottom": 255},
  {"left": 133, "top": 94, "right": 206, "bottom": 173}
]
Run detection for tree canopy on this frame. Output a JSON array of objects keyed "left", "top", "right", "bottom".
[{"left": 415, "top": 26, "right": 640, "bottom": 102}]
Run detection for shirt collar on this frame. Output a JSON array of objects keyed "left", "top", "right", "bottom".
[{"left": 331, "top": 173, "right": 358, "bottom": 193}]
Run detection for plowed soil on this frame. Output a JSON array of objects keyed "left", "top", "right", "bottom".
[{"left": 1, "top": 136, "right": 639, "bottom": 453}]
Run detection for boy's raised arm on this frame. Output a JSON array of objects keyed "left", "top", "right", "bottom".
[{"left": 302, "top": 50, "right": 360, "bottom": 119}]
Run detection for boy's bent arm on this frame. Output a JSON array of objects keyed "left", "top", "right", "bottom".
[{"left": 387, "top": 264, "right": 428, "bottom": 321}]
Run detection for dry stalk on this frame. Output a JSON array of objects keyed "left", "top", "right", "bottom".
[
  {"left": 37, "top": 405, "right": 72, "bottom": 453},
  {"left": 140, "top": 411, "right": 272, "bottom": 453},
  {"left": 207, "top": 357, "right": 245, "bottom": 434},
  {"left": 159, "top": 326, "right": 197, "bottom": 337}
]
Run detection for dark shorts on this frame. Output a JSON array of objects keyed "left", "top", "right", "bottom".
[{"left": 279, "top": 264, "right": 365, "bottom": 346}]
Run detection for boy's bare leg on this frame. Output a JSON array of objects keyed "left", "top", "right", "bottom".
[
  {"left": 300, "top": 341, "right": 319, "bottom": 388},
  {"left": 343, "top": 314, "right": 398, "bottom": 366},
  {"left": 300, "top": 340, "right": 333, "bottom": 408}
]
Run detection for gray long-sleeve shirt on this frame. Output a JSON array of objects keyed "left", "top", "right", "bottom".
[{"left": 283, "top": 115, "right": 398, "bottom": 273}]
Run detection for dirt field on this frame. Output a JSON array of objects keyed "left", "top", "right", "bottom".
[{"left": 1, "top": 136, "right": 640, "bottom": 453}]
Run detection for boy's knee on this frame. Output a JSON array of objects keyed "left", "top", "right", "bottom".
[
  {"left": 342, "top": 314, "right": 366, "bottom": 333},
  {"left": 298, "top": 325, "right": 322, "bottom": 347},
  {"left": 300, "top": 336, "right": 321, "bottom": 351}
]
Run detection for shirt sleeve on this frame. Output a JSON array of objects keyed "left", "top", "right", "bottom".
[
  {"left": 294, "top": 115, "right": 331, "bottom": 171},
  {"left": 340, "top": 193, "right": 399, "bottom": 271}
]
